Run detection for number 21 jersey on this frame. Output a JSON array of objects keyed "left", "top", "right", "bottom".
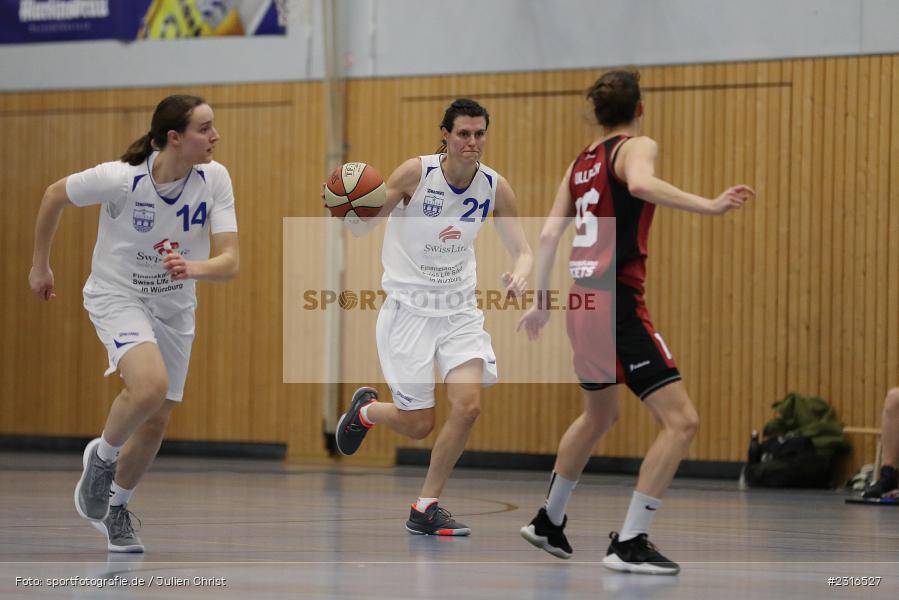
[{"left": 381, "top": 154, "right": 498, "bottom": 316}]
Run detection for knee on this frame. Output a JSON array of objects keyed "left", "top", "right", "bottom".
[
  {"left": 450, "top": 394, "right": 481, "bottom": 424},
  {"left": 127, "top": 376, "right": 169, "bottom": 414},
  {"left": 668, "top": 408, "right": 699, "bottom": 442},
  {"left": 405, "top": 412, "right": 435, "bottom": 440},
  {"left": 682, "top": 409, "right": 700, "bottom": 440}
]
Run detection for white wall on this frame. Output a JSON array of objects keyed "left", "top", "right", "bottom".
[{"left": 1, "top": 0, "right": 897, "bottom": 92}]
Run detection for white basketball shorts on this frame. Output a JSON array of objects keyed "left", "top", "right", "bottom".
[
  {"left": 375, "top": 297, "right": 498, "bottom": 411},
  {"left": 83, "top": 288, "right": 195, "bottom": 401}
]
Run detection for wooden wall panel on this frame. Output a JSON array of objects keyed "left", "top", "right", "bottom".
[{"left": 2, "top": 55, "right": 897, "bottom": 471}]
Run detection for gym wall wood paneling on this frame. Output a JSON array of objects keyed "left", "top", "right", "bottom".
[{"left": 2, "top": 55, "right": 897, "bottom": 469}]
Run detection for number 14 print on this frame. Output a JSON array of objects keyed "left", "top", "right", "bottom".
[{"left": 176, "top": 202, "right": 207, "bottom": 231}]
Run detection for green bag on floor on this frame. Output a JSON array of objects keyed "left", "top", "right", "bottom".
[
  {"left": 746, "top": 393, "right": 850, "bottom": 488},
  {"left": 762, "top": 392, "right": 850, "bottom": 461}
]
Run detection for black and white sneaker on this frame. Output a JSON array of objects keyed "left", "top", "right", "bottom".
[
  {"left": 863, "top": 465, "right": 898, "bottom": 499},
  {"left": 520, "top": 507, "right": 572, "bottom": 559},
  {"left": 335, "top": 387, "right": 377, "bottom": 456},
  {"left": 406, "top": 503, "right": 470, "bottom": 536},
  {"left": 602, "top": 532, "right": 680, "bottom": 575}
]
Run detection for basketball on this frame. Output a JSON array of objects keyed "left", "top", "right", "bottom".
[{"left": 324, "top": 162, "right": 386, "bottom": 221}]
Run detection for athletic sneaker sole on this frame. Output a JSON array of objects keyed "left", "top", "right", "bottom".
[
  {"left": 845, "top": 496, "right": 898, "bottom": 505},
  {"left": 519, "top": 524, "right": 572, "bottom": 559},
  {"left": 335, "top": 387, "right": 377, "bottom": 456},
  {"left": 90, "top": 521, "right": 145, "bottom": 553},
  {"left": 334, "top": 411, "right": 352, "bottom": 455},
  {"left": 73, "top": 438, "right": 108, "bottom": 522},
  {"left": 601, "top": 553, "right": 680, "bottom": 575},
  {"left": 405, "top": 524, "right": 471, "bottom": 536}
]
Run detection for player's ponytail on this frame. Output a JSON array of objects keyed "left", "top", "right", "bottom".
[
  {"left": 120, "top": 94, "right": 206, "bottom": 165},
  {"left": 121, "top": 132, "right": 155, "bottom": 165},
  {"left": 437, "top": 98, "right": 489, "bottom": 153},
  {"left": 586, "top": 69, "right": 641, "bottom": 128}
]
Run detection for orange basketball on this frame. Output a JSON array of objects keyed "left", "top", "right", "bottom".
[{"left": 324, "top": 162, "right": 386, "bottom": 221}]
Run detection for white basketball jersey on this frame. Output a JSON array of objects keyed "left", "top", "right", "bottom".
[
  {"left": 381, "top": 154, "right": 499, "bottom": 316},
  {"left": 67, "top": 152, "right": 237, "bottom": 309}
]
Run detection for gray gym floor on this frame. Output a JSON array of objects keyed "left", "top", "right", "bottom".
[{"left": 1, "top": 452, "right": 897, "bottom": 599}]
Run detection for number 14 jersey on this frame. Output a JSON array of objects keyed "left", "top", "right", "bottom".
[{"left": 66, "top": 152, "right": 237, "bottom": 306}]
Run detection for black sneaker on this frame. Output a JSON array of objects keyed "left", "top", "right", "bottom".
[
  {"left": 406, "top": 503, "right": 471, "bottom": 536},
  {"left": 335, "top": 387, "right": 377, "bottom": 456},
  {"left": 602, "top": 532, "right": 680, "bottom": 575},
  {"left": 520, "top": 507, "right": 572, "bottom": 559},
  {"left": 863, "top": 465, "right": 898, "bottom": 499}
]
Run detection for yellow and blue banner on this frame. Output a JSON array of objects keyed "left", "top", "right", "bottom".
[{"left": 0, "top": 0, "right": 286, "bottom": 44}]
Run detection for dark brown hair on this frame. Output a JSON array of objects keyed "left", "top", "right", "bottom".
[
  {"left": 121, "top": 94, "right": 206, "bottom": 165},
  {"left": 437, "top": 98, "right": 489, "bottom": 153},
  {"left": 586, "top": 69, "right": 641, "bottom": 128}
]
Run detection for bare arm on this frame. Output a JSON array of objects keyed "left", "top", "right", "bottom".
[
  {"left": 492, "top": 176, "right": 533, "bottom": 297},
  {"left": 617, "top": 137, "right": 754, "bottom": 215},
  {"left": 29, "top": 177, "right": 73, "bottom": 300},
  {"left": 533, "top": 163, "right": 575, "bottom": 295},
  {"left": 517, "top": 164, "right": 575, "bottom": 340},
  {"left": 164, "top": 231, "right": 239, "bottom": 282},
  {"left": 342, "top": 158, "right": 421, "bottom": 237}
]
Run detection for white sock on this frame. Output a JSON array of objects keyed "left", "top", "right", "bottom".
[
  {"left": 619, "top": 491, "right": 661, "bottom": 541},
  {"left": 97, "top": 435, "right": 122, "bottom": 463},
  {"left": 109, "top": 481, "right": 133, "bottom": 507},
  {"left": 415, "top": 497, "right": 438, "bottom": 512},
  {"left": 360, "top": 404, "right": 375, "bottom": 427},
  {"left": 544, "top": 472, "right": 577, "bottom": 526}
]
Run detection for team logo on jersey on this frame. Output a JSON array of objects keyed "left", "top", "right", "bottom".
[
  {"left": 133, "top": 206, "right": 155, "bottom": 232},
  {"left": 423, "top": 194, "right": 444, "bottom": 217},
  {"left": 153, "top": 239, "right": 180, "bottom": 255},
  {"left": 439, "top": 225, "right": 462, "bottom": 243},
  {"left": 569, "top": 260, "right": 598, "bottom": 278}
]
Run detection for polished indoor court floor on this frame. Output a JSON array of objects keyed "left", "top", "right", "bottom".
[{"left": 1, "top": 451, "right": 897, "bottom": 599}]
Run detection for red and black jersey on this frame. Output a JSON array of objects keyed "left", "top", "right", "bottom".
[{"left": 568, "top": 135, "right": 654, "bottom": 294}]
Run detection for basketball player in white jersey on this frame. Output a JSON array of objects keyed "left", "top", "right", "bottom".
[
  {"left": 333, "top": 99, "right": 533, "bottom": 535},
  {"left": 29, "top": 95, "right": 239, "bottom": 552}
]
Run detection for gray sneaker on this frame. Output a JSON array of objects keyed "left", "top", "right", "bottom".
[
  {"left": 92, "top": 505, "right": 144, "bottom": 553},
  {"left": 74, "top": 438, "right": 116, "bottom": 521}
]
